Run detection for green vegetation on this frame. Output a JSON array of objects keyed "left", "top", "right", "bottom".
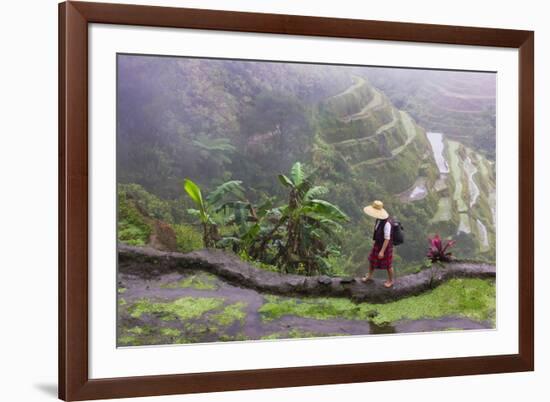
[
  {"left": 120, "top": 297, "right": 248, "bottom": 346},
  {"left": 129, "top": 297, "right": 225, "bottom": 321},
  {"left": 118, "top": 188, "right": 151, "bottom": 246},
  {"left": 211, "top": 302, "right": 247, "bottom": 326},
  {"left": 183, "top": 178, "right": 245, "bottom": 248},
  {"left": 160, "top": 273, "right": 218, "bottom": 290},
  {"left": 118, "top": 325, "right": 190, "bottom": 346},
  {"left": 117, "top": 57, "right": 496, "bottom": 275},
  {"left": 118, "top": 274, "right": 494, "bottom": 346},
  {"left": 447, "top": 140, "right": 467, "bottom": 212},
  {"left": 159, "top": 327, "right": 181, "bottom": 337},
  {"left": 182, "top": 162, "right": 349, "bottom": 276},
  {"left": 432, "top": 197, "right": 452, "bottom": 222},
  {"left": 367, "top": 68, "right": 496, "bottom": 160},
  {"left": 260, "top": 329, "right": 342, "bottom": 340},
  {"left": 173, "top": 223, "right": 203, "bottom": 252},
  {"left": 259, "top": 278, "right": 495, "bottom": 326}
]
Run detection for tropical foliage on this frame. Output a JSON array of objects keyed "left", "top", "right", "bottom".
[
  {"left": 117, "top": 56, "right": 496, "bottom": 276},
  {"left": 182, "top": 178, "right": 244, "bottom": 247},
  {"left": 427, "top": 234, "right": 456, "bottom": 263},
  {"left": 182, "top": 162, "right": 349, "bottom": 275}
]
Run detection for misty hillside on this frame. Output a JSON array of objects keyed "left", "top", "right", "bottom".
[
  {"left": 364, "top": 68, "right": 496, "bottom": 160},
  {"left": 117, "top": 55, "right": 496, "bottom": 274}
]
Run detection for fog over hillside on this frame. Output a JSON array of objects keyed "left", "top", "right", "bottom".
[{"left": 117, "top": 55, "right": 496, "bottom": 273}]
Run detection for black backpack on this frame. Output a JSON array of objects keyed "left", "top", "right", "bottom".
[{"left": 391, "top": 218, "right": 404, "bottom": 246}]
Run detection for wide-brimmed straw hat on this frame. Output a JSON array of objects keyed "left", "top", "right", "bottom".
[{"left": 363, "top": 200, "right": 389, "bottom": 220}]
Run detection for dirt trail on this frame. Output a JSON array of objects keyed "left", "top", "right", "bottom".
[{"left": 119, "top": 245, "right": 495, "bottom": 304}]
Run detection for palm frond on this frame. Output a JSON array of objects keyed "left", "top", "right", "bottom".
[
  {"left": 304, "top": 185, "right": 329, "bottom": 201},
  {"left": 192, "top": 136, "right": 236, "bottom": 153},
  {"left": 303, "top": 199, "right": 349, "bottom": 222},
  {"left": 183, "top": 179, "right": 208, "bottom": 223},
  {"left": 277, "top": 174, "right": 294, "bottom": 188},
  {"left": 206, "top": 180, "right": 244, "bottom": 206},
  {"left": 290, "top": 162, "right": 304, "bottom": 187}
]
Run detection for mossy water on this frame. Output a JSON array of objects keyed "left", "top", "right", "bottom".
[
  {"left": 259, "top": 278, "right": 495, "bottom": 326},
  {"left": 118, "top": 269, "right": 495, "bottom": 347}
]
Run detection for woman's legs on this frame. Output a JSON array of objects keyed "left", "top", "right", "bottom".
[
  {"left": 361, "top": 263, "right": 375, "bottom": 282},
  {"left": 384, "top": 267, "right": 394, "bottom": 288}
]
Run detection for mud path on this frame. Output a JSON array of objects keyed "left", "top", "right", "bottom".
[{"left": 119, "top": 245, "right": 495, "bottom": 304}]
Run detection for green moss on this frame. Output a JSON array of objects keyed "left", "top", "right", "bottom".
[
  {"left": 118, "top": 287, "right": 127, "bottom": 294},
  {"left": 259, "top": 295, "right": 370, "bottom": 322},
  {"left": 127, "top": 326, "right": 149, "bottom": 335},
  {"left": 160, "top": 327, "right": 181, "bottom": 337},
  {"left": 371, "top": 278, "right": 495, "bottom": 325},
  {"left": 183, "top": 322, "right": 219, "bottom": 335},
  {"left": 118, "top": 324, "right": 183, "bottom": 346},
  {"left": 118, "top": 298, "right": 127, "bottom": 307},
  {"left": 211, "top": 302, "right": 247, "bottom": 326},
  {"left": 161, "top": 273, "right": 218, "bottom": 290},
  {"left": 118, "top": 335, "right": 137, "bottom": 345},
  {"left": 129, "top": 296, "right": 225, "bottom": 321},
  {"left": 219, "top": 333, "right": 249, "bottom": 342},
  {"left": 260, "top": 329, "right": 342, "bottom": 340},
  {"left": 259, "top": 278, "right": 495, "bottom": 326}
]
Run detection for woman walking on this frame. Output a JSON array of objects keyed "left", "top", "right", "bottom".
[{"left": 361, "top": 200, "right": 394, "bottom": 288}]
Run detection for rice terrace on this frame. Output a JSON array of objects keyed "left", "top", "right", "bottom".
[{"left": 116, "top": 56, "right": 497, "bottom": 346}]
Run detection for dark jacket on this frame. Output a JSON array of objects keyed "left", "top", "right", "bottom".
[{"left": 372, "top": 218, "right": 391, "bottom": 245}]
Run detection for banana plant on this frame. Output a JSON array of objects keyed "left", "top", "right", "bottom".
[
  {"left": 216, "top": 197, "right": 283, "bottom": 262},
  {"left": 183, "top": 178, "right": 244, "bottom": 248},
  {"left": 277, "top": 162, "right": 349, "bottom": 274}
]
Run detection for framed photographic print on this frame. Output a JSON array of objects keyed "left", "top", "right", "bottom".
[{"left": 59, "top": 1, "right": 534, "bottom": 400}]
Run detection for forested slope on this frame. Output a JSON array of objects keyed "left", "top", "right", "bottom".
[{"left": 117, "top": 56, "right": 496, "bottom": 275}]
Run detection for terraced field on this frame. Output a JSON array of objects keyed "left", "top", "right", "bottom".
[
  {"left": 428, "top": 136, "right": 495, "bottom": 254},
  {"left": 321, "top": 74, "right": 495, "bottom": 257},
  {"left": 431, "top": 197, "right": 452, "bottom": 223},
  {"left": 341, "top": 87, "right": 383, "bottom": 122},
  {"left": 351, "top": 111, "right": 419, "bottom": 168},
  {"left": 447, "top": 140, "right": 467, "bottom": 213},
  {"left": 367, "top": 69, "right": 496, "bottom": 158}
]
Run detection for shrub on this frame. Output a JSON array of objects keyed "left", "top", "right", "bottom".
[
  {"left": 427, "top": 234, "right": 456, "bottom": 263},
  {"left": 118, "top": 183, "right": 175, "bottom": 223},
  {"left": 118, "top": 190, "right": 151, "bottom": 246},
  {"left": 173, "top": 224, "right": 204, "bottom": 253}
]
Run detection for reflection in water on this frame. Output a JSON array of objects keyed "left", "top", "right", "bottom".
[
  {"left": 464, "top": 155, "right": 480, "bottom": 207},
  {"left": 369, "top": 316, "right": 491, "bottom": 335},
  {"left": 427, "top": 132, "right": 449, "bottom": 174}
]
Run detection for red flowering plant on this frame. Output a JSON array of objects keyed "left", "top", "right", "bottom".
[{"left": 427, "top": 234, "right": 456, "bottom": 263}]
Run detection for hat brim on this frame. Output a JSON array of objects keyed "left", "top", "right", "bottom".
[{"left": 363, "top": 205, "right": 389, "bottom": 219}]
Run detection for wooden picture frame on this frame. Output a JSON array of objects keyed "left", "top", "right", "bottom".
[{"left": 59, "top": 1, "right": 534, "bottom": 400}]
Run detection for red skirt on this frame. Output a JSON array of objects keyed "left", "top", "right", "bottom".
[{"left": 368, "top": 242, "right": 393, "bottom": 270}]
